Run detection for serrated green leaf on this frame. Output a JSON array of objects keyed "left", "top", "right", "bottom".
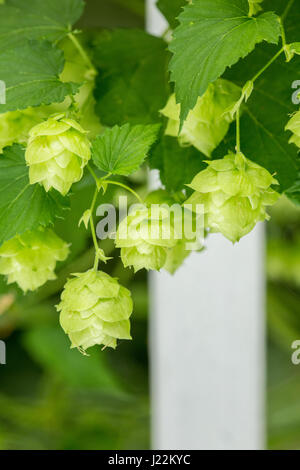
[
  {"left": 92, "top": 123, "right": 160, "bottom": 176},
  {"left": 0, "top": 144, "right": 69, "bottom": 245},
  {"left": 0, "top": 0, "right": 85, "bottom": 50},
  {"left": 149, "top": 135, "right": 206, "bottom": 192},
  {"left": 156, "top": 0, "right": 187, "bottom": 29},
  {"left": 93, "top": 29, "right": 170, "bottom": 126},
  {"left": 0, "top": 41, "right": 78, "bottom": 113},
  {"left": 169, "top": 0, "right": 281, "bottom": 125}
]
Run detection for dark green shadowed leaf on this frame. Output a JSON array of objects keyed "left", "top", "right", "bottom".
[
  {"left": 93, "top": 29, "right": 170, "bottom": 126},
  {"left": 149, "top": 135, "right": 206, "bottom": 192},
  {"left": 0, "top": 144, "right": 69, "bottom": 245}
]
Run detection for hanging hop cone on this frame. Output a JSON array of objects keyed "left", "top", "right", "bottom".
[
  {"left": 0, "top": 228, "right": 69, "bottom": 292},
  {"left": 25, "top": 113, "right": 91, "bottom": 196},
  {"left": 163, "top": 206, "right": 203, "bottom": 274},
  {"left": 57, "top": 270, "right": 133, "bottom": 351},
  {"left": 285, "top": 110, "right": 300, "bottom": 149},
  {"left": 115, "top": 205, "right": 178, "bottom": 272},
  {"left": 186, "top": 152, "right": 279, "bottom": 243},
  {"left": 160, "top": 79, "right": 241, "bottom": 157}
]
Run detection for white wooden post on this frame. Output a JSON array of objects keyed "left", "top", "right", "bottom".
[{"left": 147, "top": 0, "right": 265, "bottom": 450}]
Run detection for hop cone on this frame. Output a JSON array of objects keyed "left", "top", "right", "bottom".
[
  {"left": 186, "top": 152, "right": 279, "bottom": 243},
  {"left": 25, "top": 113, "right": 91, "bottom": 196},
  {"left": 116, "top": 206, "right": 177, "bottom": 272},
  {"left": 286, "top": 110, "right": 300, "bottom": 149},
  {"left": 160, "top": 79, "right": 241, "bottom": 157},
  {"left": 163, "top": 208, "right": 202, "bottom": 274},
  {"left": 0, "top": 108, "right": 47, "bottom": 152},
  {"left": 0, "top": 228, "right": 69, "bottom": 292},
  {"left": 57, "top": 270, "right": 133, "bottom": 351}
]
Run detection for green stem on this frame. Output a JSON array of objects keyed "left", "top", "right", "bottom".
[
  {"left": 89, "top": 187, "right": 100, "bottom": 270},
  {"left": 104, "top": 180, "right": 144, "bottom": 204},
  {"left": 68, "top": 32, "right": 96, "bottom": 74},
  {"left": 281, "top": 0, "right": 295, "bottom": 22},
  {"left": 279, "top": 18, "right": 287, "bottom": 48},
  {"left": 251, "top": 47, "right": 284, "bottom": 83},
  {"left": 87, "top": 164, "right": 99, "bottom": 186},
  {"left": 236, "top": 108, "right": 241, "bottom": 153},
  {"left": 87, "top": 165, "right": 143, "bottom": 203}
]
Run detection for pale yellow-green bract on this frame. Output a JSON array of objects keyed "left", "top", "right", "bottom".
[
  {"left": 25, "top": 113, "right": 91, "bottom": 196},
  {"left": 0, "top": 108, "right": 47, "bottom": 152},
  {"left": 57, "top": 270, "right": 133, "bottom": 351},
  {"left": 286, "top": 110, "right": 300, "bottom": 149},
  {"left": 116, "top": 206, "right": 178, "bottom": 272},
  {"left": 160, "top": 79, "right": 241, "bottom": 157},
  {"left": 0, "top": 228, "right": 69, "bottom": 292},
  {"left": 186, "top": 152, "right": 279, "bottom": 243}
]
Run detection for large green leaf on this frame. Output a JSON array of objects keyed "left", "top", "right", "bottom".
[
  {"left": 169, "top": 0, "right": 281, "bottom": 125},
  {"left": 92, "top": 123, "right": 160, "bottom": 176},
  {"left": 0, "top": 0, "right": 85, "bottom": 50},
  {"left": 0, "top": 41, "right": 78, "bottom": 113},
  {"left": 93, "top": 29, "right": 170, "bottom": 126},
  {"left": 0, "top": 144, "right": 69, "bottom": 245}
]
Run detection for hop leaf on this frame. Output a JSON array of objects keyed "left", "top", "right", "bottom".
[
  {"left": 25, "top": 113, "right": 91, "bottom": 196},
  {"left": 186, "top": 152, "right": 280, "bottom": 243},
  {"left": 0, "top": 228, "right": 69, "bottom": 292},
  {"left": 115, "top": 206, "right": 178, "bottom": 272},
  {"left": 286, "top": 110, "right": 300, "bottom": 149},
  {"left": 160, "top": 79, "right": 241, "bottom": 157},
  {"left": 57, "top": 270, "right": 133, "bottom": 351}
]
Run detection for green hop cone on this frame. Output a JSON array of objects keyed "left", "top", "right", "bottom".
[
  {"left": 116, "top": 206, "right": 178, "bottom": 272},
  {"left": 186, "top": 152, "right": 279, "bottom": 243},
  {"left": 57, "top": 270, "right": 133, "bottom": 351},
  {"left": 163, "top": 207, "right": 203, "bottom": 274},
  {"left": 160, "top": 79, "right": 241, "bottom": 157},
  {"left": 25, "top": 113, "right": 91, "bottom": 196},
  {"left": 163, "top": 240, "right": 190, "bottom": 275},
  {"left": 0, "top": 228, "right": 69, "bottom": 292},
  {"left": 285, "top": 110, "right": 300, "bottom": 149}
]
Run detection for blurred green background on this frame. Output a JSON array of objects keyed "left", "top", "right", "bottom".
[{"left": 0, "top": 0, "right": 300, "bottom": 451}]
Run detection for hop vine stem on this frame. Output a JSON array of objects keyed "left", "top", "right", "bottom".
[
  {"left": 281, "top": 0, "right": 295, "bottom": 22},
  {"left": 236, "top": 108, "right": 241, "bottom": 153},
  {"left": 103, "top": 180, "right": 144, "bottom": 204},
  {"left": 89, "top": 186, "right": 101, "bottom": 270},
  {"left": 86, "top": 165, "right": 143, "bottom": 268},
  {"left": 68, "top": 31, "right": 97, "bottom": 75},
  {"left": 87, "top": 164, "right": 143, "bottom": 204}
]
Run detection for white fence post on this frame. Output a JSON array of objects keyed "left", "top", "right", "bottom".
[{"left": 146, "top": 0, "right": 265, "bottom": 450}]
